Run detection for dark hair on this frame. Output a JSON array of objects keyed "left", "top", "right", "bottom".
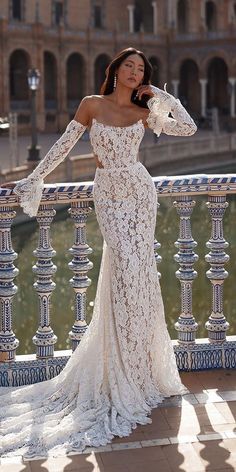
[{"left": 100, "top": 47, "right": 153, "bottom": 109}]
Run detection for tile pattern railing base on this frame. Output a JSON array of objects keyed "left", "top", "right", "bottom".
[
  {"left": 1, "top": 338, "right": 236, "bottom": 387},
  {"left": 174, "top": 337, "right": 236, "bottom": 371},
  {"left": 0, "top": 353, "right": 70, "bottom": 387}
]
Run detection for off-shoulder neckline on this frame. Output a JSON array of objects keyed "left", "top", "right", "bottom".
[{"left": 91, "top": 118, "right": 145, "bottom": 130}]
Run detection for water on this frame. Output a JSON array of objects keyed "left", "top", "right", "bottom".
[{"left": 11, "top": 194, "right": 236, "bottom": 355}]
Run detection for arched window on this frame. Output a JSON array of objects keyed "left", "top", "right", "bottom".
[
  {"left": 179, "top": 60, "right": 200, "bottom": 115},
  {"left": 44, "top": 52, "right": 57, "bottom": 110},
  {"left": 94, "top": 54, "right": 110, "bottom": 94},
  {"left": 67, "top": 53, "right": 85, "bottom": 112},
  {"left": 52, "top": 1, "right": 64, "bottom": 26},
  {"left": 149, "top": 57, "right": 160, "bottom": 87},
  {"left": 134, "top": 0, "right": 153, "bottom": 32},
  {"left": 177, "top": 0, "right": 188, "bottom": 33},
  {"left": 11, "top": 0, "right": 23, "bottom": 21},
  {"left": 205, "top": 1, "right": 217, "bottom": 31},
  {"left": 9, "top": 49, "right": 29, "bottom": 108},
  {"left": 207, "top": 57, "right": 229, "bottom": 114},
  {"left": 91, "top": 0, "right": 105, "bottom": 29},
  {"left": 134, "top": 1, "right": 142, "bottom": 32}
]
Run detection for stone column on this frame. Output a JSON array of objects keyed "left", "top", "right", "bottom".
[
  {"left": 0, "top": 206, "right": 19, "bottom": 362},
  {"left": 171, "top": 79, "right": 179, "bottom": 98},
  {"left": 32, "top": 204, "right": 58, "bottom": 358},
  {"left": 127, "top": 4, "right": 135, "bottom": 33},
  {"left": 152, "top": 1, "right": 158, "bottom": 35},
  {"left": 228, "top": 78, "right": 236, "bottom": 118},
  {"left": 68, "top": 201, "right": 93, "bottom": 351},
  {"left": 199, "top": 78, "right": 207, "bottom": 117},
  {"left": 173, "top": 196, "right": 198, "bottom": 345},
  {"left": 205, "top": 195, "right": 229, "bottom": 343}
]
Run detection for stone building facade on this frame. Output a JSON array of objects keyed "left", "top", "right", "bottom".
[{"left": 0, "top": 0, "right": 235, "bottom": 132}]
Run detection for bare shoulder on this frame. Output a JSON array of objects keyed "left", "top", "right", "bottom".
[
  {"left": 74, "top": 95, "right": 102, "bottom": 126},
  {"left": 81, "top": 95, "right": 104, "bottom": 108},
  {"left": 75, "top": 95, "right": 101, "bottom": 113}
]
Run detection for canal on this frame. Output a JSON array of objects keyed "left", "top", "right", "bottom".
[{"left": 11, "top": 187, "right": 236, "bottom": 355}]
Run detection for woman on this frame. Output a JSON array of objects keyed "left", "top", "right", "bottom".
[{"left": 0, "top": 47, "right": 197, "bottom": 458}]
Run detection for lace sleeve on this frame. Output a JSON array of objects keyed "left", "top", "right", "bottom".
[
  {"left": 146, "top": 85, "right": 197, "bottom": 137},
  {"left": 14, "top": 120, "right": 86, "bottom": 217}
]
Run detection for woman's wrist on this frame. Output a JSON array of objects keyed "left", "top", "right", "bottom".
[{"left": 147, "top": 85, "right": 177, "bottom": 115}]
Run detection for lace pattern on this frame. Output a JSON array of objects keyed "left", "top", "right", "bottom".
[
  {"left": 147, "top": 85, "right": 197, "bottom": 137},
  {"left": 89, "top": 118, "right": 144, "bottom": 169},
  {"left": 14, "top": 120, "right": 86, "bottom": 217},
  {"left": 0, "top": 103, "right": 193, "bottom": 459}
]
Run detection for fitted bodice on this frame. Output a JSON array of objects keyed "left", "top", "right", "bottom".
[{"left": 89, "top": 118, "right": 145, "bottom": 169}]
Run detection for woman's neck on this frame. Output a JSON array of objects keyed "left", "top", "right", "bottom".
[{"left": 108, "top": 84, "right": 133, "bottom": 107}]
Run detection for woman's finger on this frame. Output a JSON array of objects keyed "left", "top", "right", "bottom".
[{"left": 138, "top": 86, "right": 153, "bottom": 99}]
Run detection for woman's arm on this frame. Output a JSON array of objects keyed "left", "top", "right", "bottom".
[
  {"left": 137, "top": 84, "right": 197, "bottom": 137},
  {"left": 12, "top": 97, "right": 92, "bottom": 217}
]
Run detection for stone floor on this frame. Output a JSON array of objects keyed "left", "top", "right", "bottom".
[{"left": 1, "top": 369, "right": 236, "bottom": 472}]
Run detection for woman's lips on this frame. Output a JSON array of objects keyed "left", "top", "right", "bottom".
[{"left": 128, "top": 78, "right": 137, "bottom": 83}]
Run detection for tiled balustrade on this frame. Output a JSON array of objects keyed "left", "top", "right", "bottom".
[{"left": 1, "top": 174, "right": 236, "bottom": 386}]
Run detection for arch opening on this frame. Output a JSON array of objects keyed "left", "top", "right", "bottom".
[
  {"left": 179, "top": 59, "right": 200, "bottom": 116},
  {"left": 205, "top": 1, "right": 217, "bottom": 31},
  {"left": 11, "top": 0, "right": 23, "bottom": 21},
  {"left": 94, "top": 54, "right": 111, "bottom": 94},
  {"left": 149, "top": 56, "right": 161, "bottom": 87},
  {"left": 177, "top": 0, "right": 188, "bottom": 33},
  {"left": 67, "top": 53, "right": 85, "bottom": 113},
  {"left": 9, "top": 49, "right": 30, "bottom": 110},
  {"left": 134, "top": 0, "right": 153, "bottom": 33},
  {"left": 44, "top": 51, "right": 57, "bottom": 111},
  {"left": 207, "top": 57, "right": 229, "bottom": 115}
]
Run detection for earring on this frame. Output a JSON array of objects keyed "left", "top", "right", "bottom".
[
  {"left": 135, "top": 82, "right": 142, "bottom": 100},
  {"left": 113, "top": 74, "right": 117, "bottom": 90}
]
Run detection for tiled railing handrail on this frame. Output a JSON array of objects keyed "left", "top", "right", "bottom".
[
  {"left": 0, "top": 173, "right": 236, "bottom": 375},
  {"left": 1, "top": 173, "right": 236, "bottom": 207}
]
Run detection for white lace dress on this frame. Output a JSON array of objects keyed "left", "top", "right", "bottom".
[{"left": 0, "top": 89, "right": 197, "bottom": 458}]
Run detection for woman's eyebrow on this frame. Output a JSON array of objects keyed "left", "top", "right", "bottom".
[{"left": 126, "top": 59, "right": 144, "bottom": 68}]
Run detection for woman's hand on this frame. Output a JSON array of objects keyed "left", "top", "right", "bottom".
[
  {"left": 137, "top": 83, "right": 177, "bottom": 114},
  {"left": 1, "top": 181, "right": 17, "bottom": 189},
  {"left": 136, "top": 84, "right": 156, "bottom": 101},
  {"left": 136, "top": 83, "right": 175, "bottom": 104}
]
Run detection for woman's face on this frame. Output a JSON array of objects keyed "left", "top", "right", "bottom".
[{"left": 116, "top": 54, "right": 145, "bottom": 90}]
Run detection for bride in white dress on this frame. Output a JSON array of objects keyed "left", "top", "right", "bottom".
[{"left": 0, "top": 47, "right": 197, "bottom": 458}]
